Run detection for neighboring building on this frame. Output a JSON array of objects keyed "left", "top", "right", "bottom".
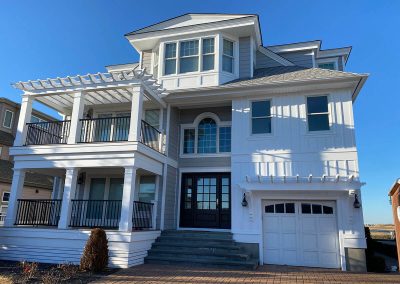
[
  {"left": 0, "top": 14, "right": 368, "bottom": 271},
  {"left": 389, "top": 179, "right": 400, "bottom": 268},
  {"left": 0, "top": 98, "right": 54, "bottom": 224}
]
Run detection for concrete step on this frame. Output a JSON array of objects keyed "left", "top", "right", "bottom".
[
  {"left": 148, "top": 247, "right": 251, "bottom": 261},
  {"left": 145, "top": 255, "right": 258, "bottom": 270},
  {"left": 152, "top": 240, "right": 242, "bottom": 251},
  {"left": 157, "top": 235, "right": 235, "bottom": 244}
]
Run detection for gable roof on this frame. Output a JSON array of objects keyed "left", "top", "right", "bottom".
[{"left": 126, "top": 13, "right": 257, "bottom": 36}]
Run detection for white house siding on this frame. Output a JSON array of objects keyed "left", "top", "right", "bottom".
[
  {"left": 230, "top": 89, "right": 365, "bottom": 269},
  {"left": 239, "top": 37, "right": 252, "bottom": 78},
  {"left": 278, "top": 50, "right": 314, "bottom": 68}
]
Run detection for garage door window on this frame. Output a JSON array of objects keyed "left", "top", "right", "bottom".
[
  {"left": 301, "top": 203, "right": 333, "bottom": 215},
  {"left": 265, "top": 202, "right": 295, "bottom": 214}
]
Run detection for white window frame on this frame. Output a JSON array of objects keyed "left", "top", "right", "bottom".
[
  {"left": 222, "top": 38, "right": 235, "bottom": 74},
  {"left": 250, "top": 99, "right": 273, "bottom": 136},
  {"left": 2, "top": 110, "right": 14, "bottom": 129},
  {"left": 164, "top": 42, "right": 177, "bottom": 75},
  {"left": 201, "top": 37, "right": 215, "bottom": 72},
  {"left": 179, "top": 39, "right": 200, "bottom": 74},
  {"left": 2, "top": 192, "right": 10, "bottom": 203},
  {"left": 305, "top": 95, "right": 332, "bottom": 133},
  {"left": 180, "top": 112, "right": 231, "bottom": 158}
]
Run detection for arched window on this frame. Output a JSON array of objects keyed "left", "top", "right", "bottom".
[{"left": 197, "top": 118, "right": 217, "bottom": 153}]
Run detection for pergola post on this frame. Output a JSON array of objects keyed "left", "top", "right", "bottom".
[
  {"left": 14, "top": 95, "right": 33, "bottom": 146},
  {"left": 67, "top": 92, "right": 85, "bottom": 144},
  {"left": 128, "top": 85, "right": 144, "bottom": 142}
]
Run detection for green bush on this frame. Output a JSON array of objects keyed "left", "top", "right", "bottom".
[{"left": 80, "top": 228, "right": 109, "bottom": 272}]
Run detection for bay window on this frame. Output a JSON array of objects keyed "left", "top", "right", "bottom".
[
  {"left": 202, "top": 38, "right": 215, "bottom": 71},
  {"left": 222, "top": 39, "right": 234, "bottom": 73},
  {"left": 179, "top": 40, "right": 199, "bottom": 73},
  {"left": 164, "top": 43, "right": 177, "bottom": 75}
]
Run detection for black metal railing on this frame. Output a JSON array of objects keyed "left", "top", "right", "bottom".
[
  {"left": 25, "top": 120, "right": 71, "bottom": 145},
  {"left": 69, "top": 200, "right": 122, "bottom": 229},
  {"left": 79, "top": 116, "right": 130, "bottom": 143},
  {"left": 132, "top": 201, "right": 154, "bottom": 230},
  {"left": 141, "top": 120, "right": 162, "bottom": 152},
  {"left": 15, "top": 199, "right": 62, "bottom": 226}
]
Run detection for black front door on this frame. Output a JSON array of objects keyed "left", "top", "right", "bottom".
[{"left": 180, "top": 173, "right": 231, "bottom": 229}]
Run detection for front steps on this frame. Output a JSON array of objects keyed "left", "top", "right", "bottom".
[{"left": 144, "top": 230, "right": 259, "bottom": 269}]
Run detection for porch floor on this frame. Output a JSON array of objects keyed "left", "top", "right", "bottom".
[{"left": 92, "top": 264, "right": 400, "bottom": 283}]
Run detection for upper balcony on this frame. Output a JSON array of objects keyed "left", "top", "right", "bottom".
[{"left": 10, "top": 68, "right": 168, "bottom": 168}]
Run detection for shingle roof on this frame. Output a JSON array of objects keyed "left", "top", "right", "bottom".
[
  {"left": 223, "top": 66, "right": 366, "bottom": 89},
  {"left": 0, "top": 130, "right": 14, "bottom": 146},
  {"left": 0, "top": 160, "right": 53, "bottom": 190}
]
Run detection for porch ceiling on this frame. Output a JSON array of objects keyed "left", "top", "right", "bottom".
[{"left": 12, "top": 67, "right": 167, "bottom": 112}]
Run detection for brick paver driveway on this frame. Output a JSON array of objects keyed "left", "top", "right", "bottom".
[{"left": 94, "top": 264, "right": 400, "bottom": 284}]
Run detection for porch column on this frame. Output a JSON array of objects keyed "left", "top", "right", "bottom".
[
  {"left": 119, "top": 166, "right": 137, "bottom": 231},
  {"left": 4, "top": 169, "right": 26, "bottom": 226},
  {"left": 58, "top": 168, "right": 79, "bottom": 229},
  {"left": 14, "top": 95, "right": 33, "bottom": 146},
  {"left": 67, "top": 92, "right": 85, "bottom": 144},
  {"left": 128, "top": 85, "right": 144, "bottom": 142}
]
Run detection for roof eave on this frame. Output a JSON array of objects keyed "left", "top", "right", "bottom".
[{"left": 389, "top": 179, "right": 400, "bottom": 196}]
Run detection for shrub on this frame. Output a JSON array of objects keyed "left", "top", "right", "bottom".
[
  {"left": 80, "top": 228, "right": 109, "bottom": 272},
  {"left": 20, "top": 261, "right": 38, "bottom": 280}
]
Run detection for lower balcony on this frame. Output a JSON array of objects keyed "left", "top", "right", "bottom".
[{"left": 14, "top": 199, "right": 155, "bottom": 230}]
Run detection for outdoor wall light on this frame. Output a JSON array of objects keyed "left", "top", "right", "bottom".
[
  {"left": 241, "top": 193, "right": 248, "bottom": 207},
  {"left": 353, "top": 194, "right": 361, "bottom": 208}
]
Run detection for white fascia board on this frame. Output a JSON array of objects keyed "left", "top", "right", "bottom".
[
  {"left": 267, "top": 40, "right": 321, "bottom": 53},
  {"left": 257, "top": 46, "right": 295, "bottom": 66},
  {"left": 126, "top": 17, "right": 258, "bottom": 43},
  {"left": 317, "top": 47, "right": 352, "bottom": 61},
  {"left": 351, "top": 75, "right": 368, "bottom": 102}
]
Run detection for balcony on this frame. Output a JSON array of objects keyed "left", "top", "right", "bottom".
[{"left": 24, "top": 117, "right": 164, "bottom": 153}]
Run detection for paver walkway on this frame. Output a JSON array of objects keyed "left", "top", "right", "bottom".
[{"left": 93, "top": 263, "right": 400, "bottom": 284}]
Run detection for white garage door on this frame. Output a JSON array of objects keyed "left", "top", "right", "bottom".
[{"left": 262, "top": 200, "right": 340, "bottom": 268}]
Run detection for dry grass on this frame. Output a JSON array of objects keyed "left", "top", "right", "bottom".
[{"left": 0, "top": 275, "right": 13, "bottom": 284}]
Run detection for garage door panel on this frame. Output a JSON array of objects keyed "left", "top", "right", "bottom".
[{"left": 263, "top": 200, "right": 340, "bottom": 269}]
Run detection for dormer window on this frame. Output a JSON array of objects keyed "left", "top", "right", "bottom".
[
  {"left": 164, "top": 43, "right": 177, "bottom": 75},
  {"left": 180, "top": 40, "right": 199, "bottom": 73},
  {"left": 222, "top": 39, "right": 234, "bottom": 73},
  {"left": 318, "top": 62, "right": 335, "bottom": 70}
]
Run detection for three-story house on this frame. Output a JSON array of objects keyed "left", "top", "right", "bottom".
[{"left": 0, "top": 13, "right": 368, "bottom": 271}]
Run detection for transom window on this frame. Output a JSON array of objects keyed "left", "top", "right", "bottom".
[
  {"left": 182, "top": 115, "right": 231, "bottom": 155},
  {"left": 3, "top": 110, "right": 13, "bottom": 129},
  {"left": 301, "top": 203, "right": 334, "bottom": 215},
  {"left": 307, "top": 96, "right": 330, "bottom": 131},
  {"left": 222, "top": 39, "right": 234, "bottom": 73},
  {"left": 265, "top": 203, "right": 295, "bottom": 214},
  {"left": 251, "top": 100, "right": 272, "bottom": 134}
]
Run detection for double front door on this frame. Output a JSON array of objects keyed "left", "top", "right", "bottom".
[{"left": 180, "top": 173, "right": 231, "bottom": 229}]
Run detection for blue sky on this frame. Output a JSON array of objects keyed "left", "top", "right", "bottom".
[{"left": 1, "top": 1, "right": 399, "bottom": 224}]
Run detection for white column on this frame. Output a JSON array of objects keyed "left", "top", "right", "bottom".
[
  {"left": 67, "top": 92, "right": 85, "bottom": 144},
  {"left": 14, "top": 96, "right": 33, "bottom": 146},
  {"left": 58, "top": 168, "right": 79, "bottom": 229},
  {"left": 119, "top": 167, "right": 137, "bottom": 232},
  {"left": 128, "top": 86, "right": 144, "bottom": 141},
  {"left": 4, "top": 169, "right": 26, "bottom": 226}
]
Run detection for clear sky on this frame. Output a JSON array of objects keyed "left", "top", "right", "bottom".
[{"left": 0, "top": 1, "right": 399, "bottom": 224}]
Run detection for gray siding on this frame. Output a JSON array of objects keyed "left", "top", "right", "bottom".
[
  {"left": 239, "top": 37, "right": 252, "bottom": 78},
  {"left": 164, "top": 165, "right": 178, "bottom": 229},
  {"left": 179, "top": 106, "right": 231, "bottom": 124},
  {"left": 278, "top": 50, "right": 314, "bottom": 68},
  {"left": 168, "top": 107, "right": 179, "bottom": 161},
  {"left": 256, "top": 50, "right": 283, "bottom": 69},
  {"left": 179, "top": 156, "right": 231, "bottom": 168},
  {"left": 141, "top": 50, "right": 152, "bottom": 72}
]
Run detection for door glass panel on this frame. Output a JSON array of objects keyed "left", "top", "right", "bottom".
[
  {"left": 138, "top": 176, "right": 156, "bottom": 203},
  {"left": 88, "top": 178, "right": 106, "bottom": 219},
  {"left": 107, "top": 178, "right": 123, "bottom": 219},
  {"left": 196, "top": 177, "right": 217, "bottom": 210},
  {"left": 221, "top": 177, "right": 230, "bottom": 209}
]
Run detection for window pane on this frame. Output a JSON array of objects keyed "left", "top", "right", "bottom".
[
  {"left": 180, "top": 40, "right": 199, "bottom": 57},
  {"left": 285, "top": 203, "right": 295, "bottom": 213},
  {"left": 202, "top": 54, "right": 214, "bottom": 71},
  {"left": 223, "top": 39, "right": 234, "bottom": 56},
  {"left": 3, "top": 111, "right": 13, "bottom": 128},
  {"left": 197, "top": 118, "right": 217, "bottom": 153},
  {"left": 138, "top": 176, "right": 156, "bottom": 203},
  {"left": 252, "top": 118, "right": 271, "bottom": 134},
  {"left": 222, "top": 56, "right": 233, "bottom": 73},
  {"left": 318, "top": 63, "right": 335, "bottom": 70},
  {"left": 180, "top": 57, "right": 199, "bottom": 73},
  {"left": 202, "top": 38, "right": 214, "bottom": 54},
  {"left": 275, "top": 203, "right": 284, "bottom": 213},
  {"left": 308, "top": 114, "right": 330, "bottom": 131},
  {"left": 219, "top": 126, "right": 231, "bottom": 152},
  {"left": 312, "top": 204, "right": 322, "bottom": 214},
  {"left": 307, "top": 96, "right": 328, "bottom": 113},
  {"left": 265, "top": 205, "right": 274, "bottom": 213},
  {"left": 2, "top": 192, "right": 10, "bottom": 202},
  {"left": 301, "top": 203, "right": 311, "bottom": 214},
  {"left": 323, "top": 206, "right": 334, "bottom": 214},
  {"left": 165, "top": 43, "right": 176, "bottom": 59},
  {"left": 183, "top": 129, "right": 195, "bottom": 154},
  {"left": 252, "top": 101, "right": 271, "bottom": 117},
  {"left": 164, "top": 59, "right": 176, "bottom": 75}
]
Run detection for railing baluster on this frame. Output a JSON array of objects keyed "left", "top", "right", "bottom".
[
  {"left": 15, "top": 199, "right": 62, "bottom": 226},
  {"left": 132, "top": 201, "right": 154, "bottom": 230},
  {"left": 25, "top": 120, "right": 71, "bottom": 146}
]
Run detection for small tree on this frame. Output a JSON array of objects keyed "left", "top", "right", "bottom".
[{"left": 80, "top": 228, "right": 109, "bottom": 272}]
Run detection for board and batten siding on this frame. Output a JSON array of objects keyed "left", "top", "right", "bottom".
[
  {"left": 163, "top": 165, "right": 178, "bottom": 229},
  {"left": 278, "top": 50, "right": 314, "bottom": 68},
  {"left": 239, "top": 37, "right": 252, "bottom": 78},
  {"left": 255, "top": 50, "right": 283, "bottom": 69},
  {"left": 141, "top": 50, "right": 152, "bottom": 72}
]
